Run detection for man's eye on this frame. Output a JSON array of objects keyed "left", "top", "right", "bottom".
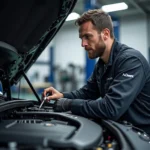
[{"left": 85, "top": 35, "right": 90, "bottom": 39}]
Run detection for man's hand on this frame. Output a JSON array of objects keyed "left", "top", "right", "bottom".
[
  {"left": 42, "top": 87, "right": 72, "bottom": 112},
  {"left": 42, "top": 87, "right": 64, "bottom": 101}
]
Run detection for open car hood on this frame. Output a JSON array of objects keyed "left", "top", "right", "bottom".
[{"left": 0, "top": 0, "right": 77, "bottom": 95}]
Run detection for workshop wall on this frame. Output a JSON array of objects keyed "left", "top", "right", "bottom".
[
  {"left": 26, "top": 42, "right": 53, "bottom": 89},
  {"left": 53, "top": 23, "right": 85, "bottom": 91},
  {"left": 54, "top": 23, "right": 85, "bottom": 69},
  {"left": 120, "top": 14, "right": 148, "bottom": 60}
]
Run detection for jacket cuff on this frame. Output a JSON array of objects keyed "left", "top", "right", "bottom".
[
  {"left": 62, "top": 92, "right": 74, "bottom": 99},
  {"left": 54, "top": 98, "right": 70, "bottom": 112},
  {"left": 71, "top": 99, "right": 84, "bottom": 115}
]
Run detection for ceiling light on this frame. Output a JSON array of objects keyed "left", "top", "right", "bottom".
[
  {"left": 102, "top": 2, "right": 128, "bottom": 12},
  {"left": 66, "top": 12, "right": 80, "bottom": 21}
]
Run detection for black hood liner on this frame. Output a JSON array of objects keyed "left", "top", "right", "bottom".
[
  {"left": 0, "top": 0, "right": 77, "bottom": 88},
  {"left": 0, "top": 0, "right": 62, "bottom": 53}
]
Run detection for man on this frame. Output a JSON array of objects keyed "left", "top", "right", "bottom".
[{"left": 43, "top": 9, "right": 150, "bottom": 134}]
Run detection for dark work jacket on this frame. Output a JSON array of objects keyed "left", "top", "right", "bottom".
[{"left": 63, "top": 40, "right": 150, "bottom": 133}]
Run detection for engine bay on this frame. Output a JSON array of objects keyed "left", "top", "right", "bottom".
[{"left": 0, "top": 100, "right": 149, "bottom": 150}]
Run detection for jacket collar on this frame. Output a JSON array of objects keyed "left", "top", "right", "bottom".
[
  {"left": 106, "top": 39, "right": 120, "bottom": 67},
  {"left": 98, "top": 39, "right": 120, "bottom": 67}
]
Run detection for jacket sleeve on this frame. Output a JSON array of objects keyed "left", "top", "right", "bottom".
[
  {"left": 62, "top": 64, "right": 100, "bottom": 100},
  {"left": 70, "top": 55, "right": 146, "bottom": 120}
]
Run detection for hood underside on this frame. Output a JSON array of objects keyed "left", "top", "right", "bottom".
[{"left": 0, "top": 0, "right": 77, "bottom": 89}]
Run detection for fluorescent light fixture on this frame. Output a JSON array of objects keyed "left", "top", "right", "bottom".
[
  {"left": 66, "top": 12, "right": 80, "bottom": 21},
  {"left": 102, "top": 2, "right": 128, "bottom": 12}
]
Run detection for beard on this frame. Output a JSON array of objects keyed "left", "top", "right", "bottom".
[{"left": 87, "top": 39, "right": 106, "bottom": 59}]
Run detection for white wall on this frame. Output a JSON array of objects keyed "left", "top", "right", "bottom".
[
  {"left": 53, "top": 22, "right": 86, "bottom": 90},
  {"left": 120, "top": 14, "right": 149, "bottom": 60},
  {"left": 26, "top": 42, "right": 53, "bottom": 84},
  {"left": 54, "top": 22, "right": 85, "bottom": 69}
]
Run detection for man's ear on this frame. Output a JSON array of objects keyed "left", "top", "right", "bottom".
[
  {"left": 100, "top": 32, "right": 107, "bottom": 41},
  {"left": 102, "top": 28, "right": 110, "bottom": 40},
  {"left": 103, "top": 34, "right": 107, "bottom": 40}
]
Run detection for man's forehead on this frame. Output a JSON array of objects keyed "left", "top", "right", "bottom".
[
  {"left": 79, "top": 21, "right": 92, "bottom": 29},
  {"left": 79, "top": 27, "right": 88, "bottom": 37},
  {"left": 79, "top": 22, "right": 97, "bottom": 37},
  {"left": 79, "top": 21, "right": 94, "bottom": 33}
]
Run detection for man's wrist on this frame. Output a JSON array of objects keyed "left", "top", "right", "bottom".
[
  {"left": 60, "top": 93, "right": 64, "bottom": 98},
  {"left": 54, "top": 98, "right": 72, "bottom": 112}
]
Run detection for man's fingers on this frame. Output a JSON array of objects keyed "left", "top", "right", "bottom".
[
  {"left": 43, "top": 87, "right": 54, "bottom": 97},
  {"left": 42, "top": 87, "right": 62, "bottom": 101},
  {"left": 46, "top": 95, "right": 58, "bottom": 101},
  {"left": 43, "top": 88, "right": 50, "bottom": 96}
]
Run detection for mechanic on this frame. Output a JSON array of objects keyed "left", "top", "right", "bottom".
[{"left": 43, "top": 9, "right": 150, "bottom": 135}]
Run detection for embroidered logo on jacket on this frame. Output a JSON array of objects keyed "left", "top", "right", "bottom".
[{"left": 122, "top": 73, "right": 134, "bottom": 78}]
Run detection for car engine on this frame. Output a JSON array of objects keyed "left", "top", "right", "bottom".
[{"left": 0, "top": 100, "right": 150, "bottom": 150}]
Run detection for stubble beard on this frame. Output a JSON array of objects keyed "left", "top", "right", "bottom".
[
  {"left": 98, "top": 41, "right": 106, "bottom": 58},
  {"left": 88, "top": 41, "right": 106, "bottom": 59}
]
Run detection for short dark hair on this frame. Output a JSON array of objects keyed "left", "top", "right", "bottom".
[{"left": 75, "top": 9, "right": 114, "bottom": 38}]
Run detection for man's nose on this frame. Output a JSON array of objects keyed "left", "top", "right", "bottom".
[{"left": 81, "top": 39, "right": 88, "bottom": 47}]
